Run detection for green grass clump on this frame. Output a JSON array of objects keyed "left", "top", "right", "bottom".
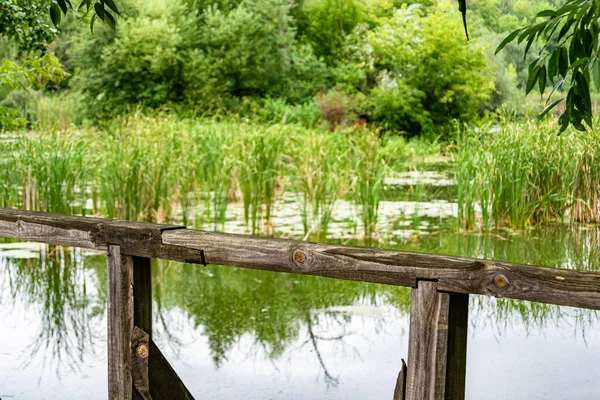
[
  {"left": 349, "top": 130, "right": 386, "bottom": 244},
  {"left": 237, "top": 125, "right": 285, "bottom": 235},
  {"left": 455, "top": 119, "right": 600, "bottom": 229},
  {"left": 290, "top": 130, "right": 349, "bottom": 240}
]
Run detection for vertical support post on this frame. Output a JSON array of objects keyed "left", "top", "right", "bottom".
[
  {"left": 132, "top": 256, "right": 152, "bottom": 400},
  {"left": 405, "top": 281, "right": 468, "bottom": 400},
  {"left": 108, "top": 246, "right": 153, "bottom": 400},
  {"left": 107, "top": 245, "right": 134, "bottom": 400},
  {"left": 445, "top": 293, "right": 468, "bottom": 399},
  {"left": 133, "top": 256, "right": 152, "bottom": 335}
]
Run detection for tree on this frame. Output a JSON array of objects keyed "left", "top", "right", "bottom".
[{"left": 495, "top": 0, "right": 600, "bottom": 132}]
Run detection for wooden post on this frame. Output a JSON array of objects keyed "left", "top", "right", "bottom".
[
  {"left": 405, "top": 281, "right": 468, "bottom": 400},
  {"left": 108, "top": 247, "right": 154, "bottom": 400},
  {"left": 132, "top": 256, "right": 152, "bottom": 400},
  {"left": 108, "top": 245, "right": 194, "bottom": 400},
  {"left": 107, "top": 245, "right": 134, "bottom": 400}
]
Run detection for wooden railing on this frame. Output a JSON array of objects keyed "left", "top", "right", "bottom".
[{"left": 1, "top": 208, "right": 599, "bottom": 400}]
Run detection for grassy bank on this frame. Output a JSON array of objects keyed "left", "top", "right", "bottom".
[{"left": 456, "top": 119, "right": 600, "bottom": 229}]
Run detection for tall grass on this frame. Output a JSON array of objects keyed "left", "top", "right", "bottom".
[
  {"left": 291, "top": 131, "right": 349, "bottom": 240},
  {"left": 350, "top": 131, "right": 386, "bottom": 244},
  {"left": 2, "top": 113, "right": 405, "bottom": 243},
  {"left": 237, "top": 125, "right": 285, "bottom": 235},
  {"left": 456, "top": 119, "right": 600, "bottom": 229}
]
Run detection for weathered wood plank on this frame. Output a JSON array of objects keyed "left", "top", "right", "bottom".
[
  {"left": 132, "top": 327, "right": 152, "bottom": 400},
  {"left": 160, "top": 230, "right": 600, "bottom": 310},
  {"left": 393, "top": 359, "right": 407, "bottom": 400},
  {"left": 406, "top": 281, "right": 446, "bottom": 400},
  {"left": 148, "top": 339, "right": 195, "bottom": 400},
  {"left": 405, "top": 282, "right": 468, "bottom": 400},
  {"left": 1, "top": 209, "right": 600, "bottom": 310},
  {"left": 107, "top": 245, "right": 134, "bottom": 400}
]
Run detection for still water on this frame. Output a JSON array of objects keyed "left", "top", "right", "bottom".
[{"left": 1, "top": 170, "right": 599, "bottom": 399}]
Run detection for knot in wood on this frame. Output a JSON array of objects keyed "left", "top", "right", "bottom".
[
  {"left": 291, "top": 248, "right": 312, "bottom": 272},
  {"left": 493, "top": 274, "right": 508, "bottom": 288},
  {"left": 137, "top": 344, "right": 149, "bottom": 359},
  {"left": 294, "top": 250, "right": 306, "bottom": 264}
]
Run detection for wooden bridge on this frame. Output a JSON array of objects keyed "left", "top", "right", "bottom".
[{"left": 0, "top": 208, "right": 598, "bottom": 399}]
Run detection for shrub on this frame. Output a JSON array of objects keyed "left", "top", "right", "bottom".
[
  {"left": 184, "top": 0, "right": 296, "bottom": 108},
  {"left": 364, "top": 4, "right": 495, "bottom": 135},
  {"left": 68, "top": 0, "right": 195, "bottom": 117},
  {"left": 316, "top": 89, "right": 365, "bottom": 131}
]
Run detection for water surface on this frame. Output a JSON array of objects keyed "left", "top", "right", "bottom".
[{"left": 1, "top": 167, "right": 599, "bottom": 399}]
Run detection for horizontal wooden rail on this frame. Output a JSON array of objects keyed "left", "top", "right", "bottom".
[{"left": 1, "top": 208, "right": 599, "bottom": 310}]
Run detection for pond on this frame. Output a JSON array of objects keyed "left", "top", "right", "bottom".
[{"left": 1, "top": 166, "right": 599, "bottom": 399}]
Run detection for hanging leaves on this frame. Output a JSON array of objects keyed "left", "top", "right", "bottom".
[
  {"left": 496, "top": 0, "right": 600, "bottom": 133},
  {"left": 48, "top": 0, "right": 119, "bottom": 32}
]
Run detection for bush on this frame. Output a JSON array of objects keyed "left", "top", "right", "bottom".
[
  {"left": 184, "top": 0, "right": 328, "bottom": 108},
  {"left": 364, "top": 4, "right": 495, "bottom": 135},
  {"left": 315, "top": 89, "right": 365, "bottom": 131},
  {"left": 68, "top": 0, "right": 195, "bottom": 117},
  {"left": 297, "top": 0, "right": 365, "bottom": 61}
]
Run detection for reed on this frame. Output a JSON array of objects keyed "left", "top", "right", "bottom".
[
  {"left": 349, "top": 130, "right": 386, "bottom": 244},
  {"left": 237, "top": 125, "right": 285, "bottom": 235},
  {"left": 3, "top": 113, "right": 412, "bottom": 242},
  {"left": 455, "top": 119, "right": 600, "bottom": 229},
  {"left": 290, "top": 130, "right": 349, "bottom": 240}
]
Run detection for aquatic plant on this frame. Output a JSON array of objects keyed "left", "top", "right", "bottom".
[{"left": 455, "top": 119, "right": 600, "bottom": 229}]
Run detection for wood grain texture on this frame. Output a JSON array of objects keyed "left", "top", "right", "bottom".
[
  {"left": 405, "top": 283, "right": 469, "bottom": 400},
  {"left": 132, "top": 327, "right": 152, "bottom": 400},
  {"left": 406, "top": 281, "right": 446, "bottom": 400},
  {"left": 1, "top": 209, "right": 599, "bottom": 310},
  {"left": 393, "top": 359, "right": 407, "bottom": 400},
  {"left": 107, "top": 245, "right": 134, "bottom": 400},
  {"left": 148, "top": 339, "right": 195, "bottom": 400}
]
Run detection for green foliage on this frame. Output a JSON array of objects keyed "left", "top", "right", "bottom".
[
  {"left": 297, "top": 0, "right": 365, "bottom": 61},
  {"left": 364, "top": 4, "right": 495, "bottom": 135},
  {"left": 496, "top": 0, "right": 600, "bottom": 132},
  {"left": 0, "top": 0, "right": 58, "bottom": 52},
  {"left": 0, "top": 53, "right": 67, "bottom": 130},
  {"left": 0, "top": 0, "right": 119, "bottom": 53},
  {"left": 456, "top": 119, "right": 600, "bottom": 229},
  {"left": 68, "top": 0, "right": 193, "bottom": 117},
  {"left": 184, "top": 0, "right": 323, "bottom": 108}
]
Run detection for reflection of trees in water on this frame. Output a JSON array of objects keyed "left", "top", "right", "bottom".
[
  {"left": 398, "top": 226, "right": 600, "bottom": 337},
  {"left": 153, "top": 261, "right": 411, "bottom": 384},
  {"left": 2, "top": 226, "right": 599, "bottom": 381},
  {"left": 1, "top": 246, "right": 106, "bottom": 375}
]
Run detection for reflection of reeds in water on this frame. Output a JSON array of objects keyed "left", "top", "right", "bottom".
[{"left": 2, "top": 246, "right": 106, "bottom": 375}]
